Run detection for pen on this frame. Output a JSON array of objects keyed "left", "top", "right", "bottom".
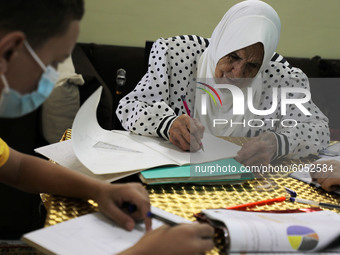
[
  {"left": 122, "top": 202, "right": 137, "bottom": 213},
  {"left": 124, "top": 205, "right": 180, "bottom": 227},
  {"left": 226, "top": 196, "right": 286, "bottom": 210},
  {"left": 284, "top": 187, "right": 297, "bottom": 197},
  {"left": 289, "top": 197, "right": 340, "bottom": 210},
  {"left": 180, "top": 95, "right": 191, "bottom": 117},
  {"left": 180, "top": 95, "right": 204, "bottom": 151},
  {"left": 147, "top": 211, "right": 178, "bottom": 226}
]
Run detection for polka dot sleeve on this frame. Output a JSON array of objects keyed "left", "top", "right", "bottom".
[
  {"left": 116, "top": 38, "right": 177, "bottom": 139},
  {"left": 272, "top": 69, "right": 330, "bottom": 159},
  {"left": 117, "top": 35, "right": 208, "bottom": 140}
]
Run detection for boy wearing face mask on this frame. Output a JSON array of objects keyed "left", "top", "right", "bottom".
[
  {"left": 0, "top": 1, "right": 214, "bottom": 254},
  {"left": 0, "top": 41, "right": 59, "bottom": 117}
]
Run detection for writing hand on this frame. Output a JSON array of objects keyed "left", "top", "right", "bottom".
[
  {"left": 169, "top": 114, "right": 205, "bottom": 151},
  {"left": 94, "top": 182, "right": 152, "bottom": 231},
  {"left": 120, "top": 223, "right": 214, "bottom": 255},
  {"left": 235, "top": 132, "right": 277, "bottom": 166}
]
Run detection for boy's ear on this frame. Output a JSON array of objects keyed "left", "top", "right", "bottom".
[{"left": 0, "top": 31, "right": 25, "bottom": 74}]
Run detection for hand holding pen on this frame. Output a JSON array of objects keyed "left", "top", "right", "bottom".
[{"left": 168, "top": 95, "right": 205, "bottom": 152}]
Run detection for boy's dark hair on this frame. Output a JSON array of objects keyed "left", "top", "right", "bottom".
[{"left": 0, "top": 0, "right": 84, "bottom": 48}]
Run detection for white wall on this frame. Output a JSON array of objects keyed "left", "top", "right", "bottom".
[{"left": 78, "top": 0, "right": 340, "bottom": 59}]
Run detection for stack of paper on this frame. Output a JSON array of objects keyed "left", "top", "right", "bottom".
[
  {"left": 139, "top": 158, "right": 253, "bottom": 185},
  {"left": 35, "top": 87, "right": 247, "bottom": 183}
]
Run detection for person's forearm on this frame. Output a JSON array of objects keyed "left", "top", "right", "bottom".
[
  {"left": 118, "top": 247, "right": 145, "bottom": 255},
  {"left": 11, "top": 151, "right": 102, "bottom": 199}
]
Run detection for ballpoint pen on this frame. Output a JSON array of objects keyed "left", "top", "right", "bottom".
[
  {"left": 180, "top": 95, "right": 204, "bottom": 151},
  {"left": 147, "top": 211, "right": 178, "bottom": 226},
  {"left": 124, "top": 204, "right": 179, "bottom": 226},
  {"left": 284, "top": 187, "right": 297, "bottom": 197},
  {"left": 289, "top": 197, "right": 340, "bottom": 210},
  {"left": 285, "top": 187, "right": 340, "bottom": 209}
]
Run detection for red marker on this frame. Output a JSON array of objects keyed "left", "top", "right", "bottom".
[{"left": 226, "top": 196, "right": 286, "bottom": 210}]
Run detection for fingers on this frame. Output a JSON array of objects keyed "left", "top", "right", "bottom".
[
  {"left": 169, "top": 115, "right": 204, "bottom": 151},
  {"left": 98, "top": 183, "right": 151, "bottom": 232},
  {"left": 192, "top": 118, "right": 205, "bottom": 140},
  {"left": 183, "top": 223, "right": 215, "bottom": 253},
  {"left": 130, "top": 223, "right": 214, "bottom": 255},
  {"left": 195, "top": 239, "right": 215, "bottom": 254},
  {"left": 309, "top": 160, "right": 340, "bottom": 192},
  {"left": 123, "top": 183, "right": 152, "bottom": 231},
  {"left": 192, "top": 223, "right": 215, "bottom": 239},
  {"left": 107, "top": 203, "right": 136, "bottom": 231},
  {"left": 235, "top": 139, "right": 258, "bottom": 165},
  {"left": 190, "top": 118, "right": 205, "bottom": 151},
  {"left": 236, "top": 138, "right": 268, "bottom": 166},
  {"left": 235, "top": 132, "right": 277, "bottom": 166},
  {"left": 319, "top": 178, "right": 337, "bottom": 192},
  {"left": 170, "top": 132, "right": 191, "bottom": 151}
]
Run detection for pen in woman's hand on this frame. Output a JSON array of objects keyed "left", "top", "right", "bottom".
[
  {"left": 180, "top": 95, "right": 191, "bottom": 117},
  {"left": 180, "top": 95, "right": 204, "bottom": 151}
]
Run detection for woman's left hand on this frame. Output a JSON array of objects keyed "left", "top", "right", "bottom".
[
  {"left": 310, "top": 160, "right": 340, "bottom": 192},
  {"left": 235, "top": 132, "right": 277, "bottom": 166}
]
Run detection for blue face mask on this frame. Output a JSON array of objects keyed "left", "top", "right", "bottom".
[{"left": 0, "top": 40, "right": 59, "bottom": 118}]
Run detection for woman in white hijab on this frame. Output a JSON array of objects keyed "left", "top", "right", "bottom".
[
  {"left": 117, "top": 0, "right": 329, "bottom": 165},
  {"left": 195, "top": 0, "right": 280, "bottom": 137},
  {"left": 195, "top": 0, "right": 281, "bottom": 165}
]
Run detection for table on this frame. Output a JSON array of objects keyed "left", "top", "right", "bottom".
[{"left": 41, "top": 129, "right": 340, "bottom": 254}]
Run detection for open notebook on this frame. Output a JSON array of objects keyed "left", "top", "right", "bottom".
[
  {"left": 23, "top": 206, "right": 340, "bottom": 254},
  {"left": 22, "top": 206, "right": 190, "bottom": 255}
]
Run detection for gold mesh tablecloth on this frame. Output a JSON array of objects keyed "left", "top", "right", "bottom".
[{"left": 41, "top": 129, "right": 340, "bottom": 254}]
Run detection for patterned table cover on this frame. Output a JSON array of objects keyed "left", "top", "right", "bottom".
[{"left": 41, "top": 129, "right": 340, "bottom": 254}]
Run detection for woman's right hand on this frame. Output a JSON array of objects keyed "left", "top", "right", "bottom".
[
  {"left": 169, "top": 114, "right": 205, "bottom": 151},
  {"left": 119, "top": 223, "right": 215, "bottom": 255}
]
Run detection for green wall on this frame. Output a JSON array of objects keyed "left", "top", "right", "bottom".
[{"left": 79, "top": 0, "right": 340, "bottom": 59}]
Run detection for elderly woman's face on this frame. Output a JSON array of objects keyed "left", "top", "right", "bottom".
[{"left": 214, "top": 42, "right": 264, "bottom": 87}]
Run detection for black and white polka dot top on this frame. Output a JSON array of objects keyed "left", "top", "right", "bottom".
[{"left": 117, "top": 35, "right": 329, "bottom": 159}]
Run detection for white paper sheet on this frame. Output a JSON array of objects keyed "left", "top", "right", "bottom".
[
  {"left": 117, "top": 130, "right": 241, "bottom": 166},
  {"left": 319, "top": 142, "right": 340, "bottom": 157},
  {"left": 71, "top": 87, "right": 241, "bottom": 174},
  {"left": 72, "top": 87, "right": 178, "bottom": 174},
  {"left": 34, "top": 140, "right": 139, "bottom": 182},
  {"left": 22, "top": 206, "right": 191, "bottom": 255}
]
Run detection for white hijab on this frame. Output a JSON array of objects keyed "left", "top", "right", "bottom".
[{"left": 195, "top": 0, "right": 281, "bottom": 136}]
